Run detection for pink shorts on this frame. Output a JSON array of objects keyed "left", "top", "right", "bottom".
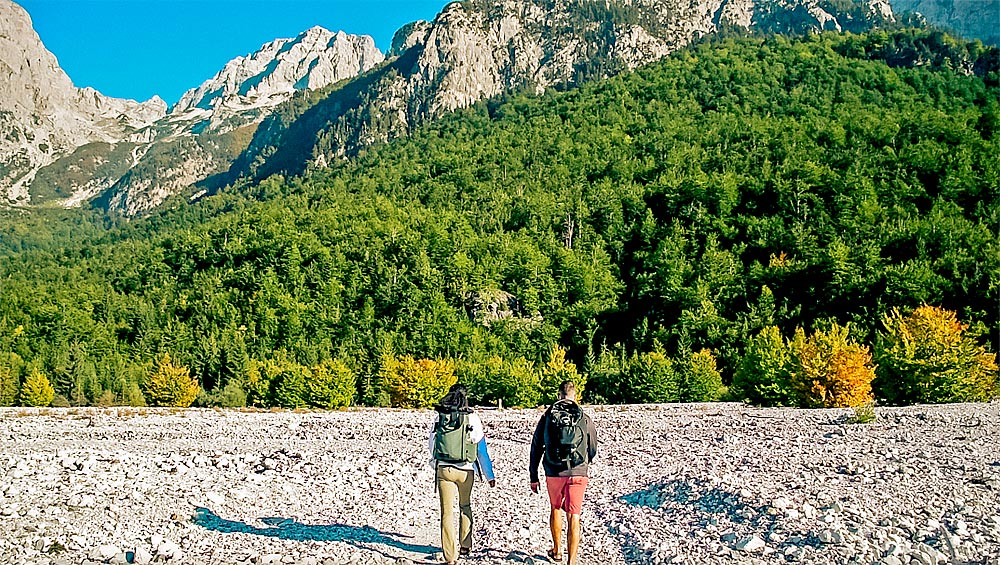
[{"left": 545, "top": 476, "right": 589, "bottom": 515}]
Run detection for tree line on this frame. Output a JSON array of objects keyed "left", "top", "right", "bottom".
[{"left": 0, "top": 30, "right": 997, "bottom": 409}]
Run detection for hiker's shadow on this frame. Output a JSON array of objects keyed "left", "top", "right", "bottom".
[{"left": 193, "top": 507, "right": 437, "bottom": 557}]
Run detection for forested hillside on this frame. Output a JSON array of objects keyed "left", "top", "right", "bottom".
[{"left": 1, "top": 30, "right": 997, "bottom": 408}]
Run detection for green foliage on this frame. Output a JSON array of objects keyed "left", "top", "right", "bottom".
[
  {"left": 846, "top": 400, "right": 877, "bottom": 424},
  {"left": 789, "top": 324, "right": 876, "bottom": 408},
  {"left": 307, "top": 359, "right": 356, "bottom": 409},
  {"left": 462, "top": 356, "right": 542, "bottom": 408},
  {"left": 271, "top": 361, "right": 311, "bottom": 409},
  {"left": 586, "top": 345, "right": 628, "bottom": 404},
  {"left": 18, "top": 369, "right": 54, "bottom": 407},
  {"left": 539, "top": 346, "right": 585, "bottom": 404},
  {"left": 678, "top": 349, "right": 725, "bottom": 402},
  {"left": 623, "top": 347, "right": 679, "bottom": 403},
  {"left": 142, "top": 353, "right": 200, "bottom": 408},
  {"left": 875, "top": 305, "right": 999, "bottom": 404},
  {"left": 380, "top": 357, "right": 457, "bottom": 409},
  {"left": 732, "top": 326, "right": 794, "bottom": 406},
  {"left": 198, "top": 379, "right": 247, "bottom": 408},
  {"left": 0, "top": 31, "right": 995, "bottom": 407},
  {"left": 0, "top": 352, "right": 23, "bottom": 407}
]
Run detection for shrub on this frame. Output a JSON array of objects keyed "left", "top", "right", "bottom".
[
  {"left": 789, "top": 324, "right": 875, "bottom": 408},
  {"left": 142, "top": 353, "right": 200, "bottom": 408},
  {"left": 875, "top": 305, "right": 999, "bottom": 404},
  {"left": 244, "top": 354, "right": 307, "bottom": 408},
  {"left": 463, "top": 356, "right": 541, "bottom": 408},
  {"left": 679, "top": 349, "right": 725, "bottom": 402},
  {"left": 0, "top": 352, "right": 23, "bottom": 407},
  {"left": 50, "top": 394, "right": 71, "bottom": 408},
  {"left": 540, "top": 346, "right": 586, "bottom": 404},
  {"left": 272, "top": 361, "right": 311, "bottom": 409},
  {"left": 307, "top": 359, "right": 356, "bottom": 409},
  {"left": 380, "top": 357, "right": 456, "bottom": 408},
  {"left": 732, "top": 326, "right": 794, "bottom": 406},
  {"left": 586, "top": 346, "right": 627, "bottom": 404},
  {"left": 19, "top": 369, "right": 55, "bottom": 407},
  {"left": 623, "top": 348, "right": 679, "bottom": 403},
  {"left": 245, "top": 358, "right": 279, "bottom": 407},
  {"left": 846, "top": 400, "right": 877, "bottom": 424},
  {"left": 196, "top": 379, "right": 247, "bottom": 408},
  {"left": 94, "top": 390, "right": 117, "bottom": 407},
  {"left": 121, "top": 382, "right": 147, "bottom": 407}
]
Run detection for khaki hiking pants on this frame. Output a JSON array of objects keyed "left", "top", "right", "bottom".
[{"left": 436, "top": 464, "right": 474, "bottom": 562}]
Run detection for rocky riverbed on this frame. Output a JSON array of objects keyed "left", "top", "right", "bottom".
[{"left": 1, "top": 403, "right": 998, "bottom": 565}]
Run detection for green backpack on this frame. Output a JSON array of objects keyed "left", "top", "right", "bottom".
[{"left": 433, "top": 410, "right": 477, "bottom": 464}]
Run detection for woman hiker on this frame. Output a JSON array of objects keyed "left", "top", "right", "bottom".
[{"left": 428, "top": 383, "right": 496, "bottom": 564}]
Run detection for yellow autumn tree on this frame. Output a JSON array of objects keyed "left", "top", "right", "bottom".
[
  {"left": 380, "top": 357, "right": 456, "bottom": 409},
  {"left": 789, "top": 324, "right": 875, "bottom": 408},
  {"left": 875, "top": 305, "right": 999, "bottom": 404},
  {"left": 19, "top": 368, "right": 55, "bottom": 407},
  {"left": 540, "top": 346, "right": 586, "bottom": 404},
  {"left": 142, "top": 353, "right": 199, "bottom": 407}
]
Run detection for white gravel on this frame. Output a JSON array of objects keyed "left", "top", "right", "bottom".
[{"left": 1, "top": 402, "right": 998, "bottom": 565}]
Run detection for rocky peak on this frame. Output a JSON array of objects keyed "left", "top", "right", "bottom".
[
  {"left": 168, "top": 26, "right": 384, "bottom": 132},
  {"left": 0, "top": 0, "right": 166, "bottom": 204},
  {"left": 267, "top": 0, "right": 896, "bottom": 171}
]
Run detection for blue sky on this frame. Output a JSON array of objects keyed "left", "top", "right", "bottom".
[{"left": 18, "top": 0, "right": 450, "bottom": 107}]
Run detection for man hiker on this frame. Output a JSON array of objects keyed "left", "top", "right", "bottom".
[
  {"left": 429, "top": 383, "right": 496, "bottom": 565},
  {"left": 529, "top": 380, "right": 598, "bottom": 565}
]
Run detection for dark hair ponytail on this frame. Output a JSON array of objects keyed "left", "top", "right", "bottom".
[{"left": 436, "top": 383, "right": 471, "bottom": 413}]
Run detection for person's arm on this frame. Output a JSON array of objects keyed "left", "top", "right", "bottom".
[
  {"left": 586, "top": 415, "right": 598, "bottom": 463},
  {"left": 529, "top": 413, "right": 546, "bottom": 488}
]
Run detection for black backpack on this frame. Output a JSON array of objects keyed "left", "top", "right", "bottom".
[
  {"left": 544, "top": 400, "right": 587, "bottom": 469},
  {"left": 433, "top": 410, "right": 477, "bottom": 464}
]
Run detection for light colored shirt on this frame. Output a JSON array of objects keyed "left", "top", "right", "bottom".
[{"left": 428, "top": 411, "right": 487, "bottom": 473}]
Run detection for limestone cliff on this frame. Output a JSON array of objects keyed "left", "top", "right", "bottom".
[
  {"left": 0, "top": 0, "right": 165, "bottom": 204},
  {"left": 238, "top": 0, "right": 896, "bottom": 185}
]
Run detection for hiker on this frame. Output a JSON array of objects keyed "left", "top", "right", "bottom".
[
  {"left": 529, "top": 380, "right": 598, "bottom": 565},
  {"left": 429, "top": 383, "right": 496, "bottom": 565}
]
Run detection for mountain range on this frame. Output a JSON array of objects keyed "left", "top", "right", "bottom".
[{"left": 1, "top": 0, "right": 995, "bottom": 216}]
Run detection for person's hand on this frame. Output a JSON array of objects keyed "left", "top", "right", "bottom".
[
  {"left": 488, "top": 479, "right": 496, "bottom": 488},
  {"left": 530, "top": 482, "right": 539, "bottom": 494}
]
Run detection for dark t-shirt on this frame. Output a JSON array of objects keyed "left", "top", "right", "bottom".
[{"left": 529, "top": 402, "right": 598, "bottom": 483}]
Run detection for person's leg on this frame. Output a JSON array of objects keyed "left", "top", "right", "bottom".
[
  {"left": 456, "top": 468, "right": 474, "bottom": 552},
  {"left": 545, "top": 477, "right": 568, "bottom": 558},
  {"left": 549, "top": 507, "right": 563, "bottom": 557},
  {"left": 437, "top": 466, "right": 460, "bottom": 564},
  {"left": 563, "top": 477, "right": 589, "bottom": 565},
  {"left": 566, "top": 513, "right": 581, "bottom": 565}
]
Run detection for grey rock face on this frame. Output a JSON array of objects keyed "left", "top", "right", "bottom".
[
  {"left": 243, "top": 0, "right": 896, "bottom": 181},
  {"left": 1, "top": 1, "right": 380, "bottom": 215},
  {"left": 170, "top": 26, "right": 384, "bottom": 134},
  {"left": 0, "top": 0, "right": 165, "bottom": 204}
]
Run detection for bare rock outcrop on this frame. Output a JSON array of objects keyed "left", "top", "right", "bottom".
[{"left": 0, "top": 0, "right": 165, "bottom": 204}]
